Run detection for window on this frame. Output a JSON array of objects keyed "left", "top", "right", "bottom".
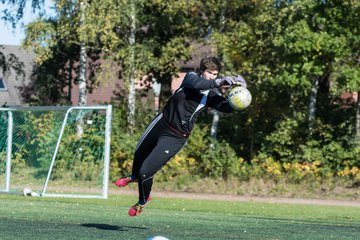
[{"left": 0, "top": 77, "right": 7, "bottom": 91}]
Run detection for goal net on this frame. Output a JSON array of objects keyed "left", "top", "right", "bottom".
[{"left": 0, "top": 105, "right": 112, "bottom": 198}]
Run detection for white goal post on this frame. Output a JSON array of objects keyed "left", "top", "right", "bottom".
[{"left": 0, "top": 105, "right": 112, "bottom": 199}]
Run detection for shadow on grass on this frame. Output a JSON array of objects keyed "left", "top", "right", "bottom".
[{"left": 81, "top": 223, "right": 147, "bottom": 232}]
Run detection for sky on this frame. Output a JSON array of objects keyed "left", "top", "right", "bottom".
[{"left": 0, "top": 1, "right": 55, "bottom": 46}]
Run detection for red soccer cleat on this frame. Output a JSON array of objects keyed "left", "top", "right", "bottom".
[
  {"left": 115, "top": 176, "right": 137, "bottom": 187},
  {"left": 128, "top": 197, "right": 152, "bottom": 217}
]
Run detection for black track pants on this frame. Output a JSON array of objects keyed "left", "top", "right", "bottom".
[{"left": 132, "top": 113, "right": 187, "bottom": 203}]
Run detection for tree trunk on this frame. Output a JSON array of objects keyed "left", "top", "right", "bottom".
[
  {"left": 77, "top": 1, "right": 87, "bottom": 137},
  {"left": 308, "top": 77, "right": 319, "bottom": 134},
  {"left": 127, "top": 0, "right": 136, "bottom": 134},
  {"left": 68, "top": 60, "right": 72, "bottom": 103},
  {"left": 210, "top": 0, "right": 227, "bottom": 141},
  {"left": 152, "top": 78, "right": 162, "bottom": 114},
  {"left": 78, "top": 1, "right": 87, "bottom": 107},
  {"left": 356, "top": 91, "right": 360, "bottom": 146},
  {"left": 210, "top": 110, "right": 220, "bottom": 139},
  {"left": 78, "top": 42, "right": 87, "bottom": 106}
]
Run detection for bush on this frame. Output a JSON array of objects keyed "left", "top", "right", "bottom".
[
  {"left": 158, "top": 154, "right": 197, "bottom": 181},
  {"left": 109, "top": 96, "right": 156, "bottom": 180},
  {"left": 109, "top": 97, "right": 360, "bottom": 187},
  {"left": 199, "top": 140, "right": 240, "bottom": 179}
]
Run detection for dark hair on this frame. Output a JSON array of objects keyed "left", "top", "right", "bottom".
[{"left": 199, "top": 56, "right": 221, "bottom": 73}]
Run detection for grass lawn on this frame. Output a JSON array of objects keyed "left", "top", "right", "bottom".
[{"left": 0, "top": 193, "right": 359, "bottom": 240}]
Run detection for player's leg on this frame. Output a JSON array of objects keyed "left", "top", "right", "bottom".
[
  {"left": 132, "top": 113, "right": 166, "bottom": 180},
  {"left": 128, "top": 132, "right": 186, "bottom": 216},
  {"left": 115, "top": 113, "right": 165, "bottom": 187},
  {"left": 127, "top": 196, "right": 152, "bottom": 217},
  {"left": 137, "top": 134, "right": 186, "bottom": 204}
]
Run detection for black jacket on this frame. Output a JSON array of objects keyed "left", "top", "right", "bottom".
[{"left": 162, "top": 72, "right": 233, "bottom": 136}]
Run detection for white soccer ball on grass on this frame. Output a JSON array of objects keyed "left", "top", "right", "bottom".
[
  {"left": 23, "top": 187, "right": 32, "bottom": 196},
  {"left": 147, "top": 236, "right": 170, "bottom": 240},
  {"left": 30, "top": 191, "right": 40, "bottom": 197},
  {"left": 23, "top": 187, "right": 39, "bottom": 197}
]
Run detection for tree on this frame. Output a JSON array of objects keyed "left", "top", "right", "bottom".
[
  {"left": 210, "top": 0, "right": 227, "bottom": 141},
  {"left": 0, "top": 0, "right": 45, "bottom": 28},
  {"left": 22, "top": 0, "right": 92, "bottom": 107},
  {"left": 125, "top": 0, "right": 139, "bottom": 134},
  {"left": 78, "top": 1, "right": 87, "bottom": 106},
  {"left": 0, "top": 0, "right": 44, "bottom": 86},
  {"left": 210, "top": 0, "right": 360, "bottom": 157},
  {"left": 21, "top": 0, "right": 211, "bottom": 132},
  {"left": 357, "top": 92, "right": 360, "bottom": 145}
]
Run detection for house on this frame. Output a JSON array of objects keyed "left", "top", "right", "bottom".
[
  {"left": 0, "top": 45, "right": 127, "bottom": 106},
  {"left": 0, "top": 45, "right": 35, "bottom": 107},
  {"left": 171, "top": 43, "right": 212, "bottom": 92},
  {"left": 68, "top": 42, "right": 212, "bottom": 105},
  {"left": 68, "top": 66, "right": 124, "bottom": 105}
]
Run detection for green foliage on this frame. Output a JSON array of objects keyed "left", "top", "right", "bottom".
[
  {"left": 2, "top": 109, "right": 107, "bottom": 181},
  {"left": 257, "top": 111, "right": 359, "bottom": 181},
  {"left": 5, "top": 111, "right": 62, "bottom": 176},
  {"left": 51, "top": 133, "right": 105, "bottom": 181},
  {"left": 261, "top": 114, "right": 306, "bottom": 162},
  {"left": 110, "top": 102, "right": 359, "bottom": 185},
  {"left": 110, "top": 93, "right": 156, "bottom": 179},
  {"left": 200, "top": 140, "right": 240, "bottom": 179},
  {"left": 0, "top": 0, "right": 45, "bottom": 28},
  {"left": 0, "top": 112, "right": 8, "bottom": 173},
  {"left": 22, "top": 0, "right": 203, "bottom": 90},
  {"left": 8, "top": 0, "right": 359, "bottom": 186},
  {"left": 110, "top": 125, "right": 139, "bottom": 178},
  {"left": 49, "top": 112, "right": 108, "bottom": 181},
  {"left": 183, "top": 124, "right": 210, "bottom": 161}
]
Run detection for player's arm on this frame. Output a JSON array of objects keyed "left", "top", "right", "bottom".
[
  {"left": 207, "top": 90, "right": 234, "bottom": 113},
  {"left": 181, "top": 72, "right": 247, "bottom": 91},
  {"left": 180, "top": 72, "right": 218, "bottom": 90}
]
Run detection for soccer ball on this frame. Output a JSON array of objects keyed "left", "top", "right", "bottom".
[
  {"left": 30, "top": 191, "right": 40, "bottom": 197},
  {"left": 227, "top": 86, "right": 252, "bottom": 110},
  {"left": 23, "top": 187, "right": 40, "bottom": 197},
  {"left": 147, "top": 236, "right": 170, "bottom": 240},
  {"left": 23, "top": 187, "right": 32, "bottom": 196}
]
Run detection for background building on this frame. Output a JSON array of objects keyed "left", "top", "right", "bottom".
[{"left": 0, "top": 45, "right": 34, "bottom": 106}]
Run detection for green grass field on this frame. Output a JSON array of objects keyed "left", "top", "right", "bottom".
[{"left": 0, "top": 193, "right": 359, "bottom": 240}]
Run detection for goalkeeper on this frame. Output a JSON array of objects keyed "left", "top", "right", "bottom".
[{"left": 115, "top": 56, "right": 247, "bottom": 216}]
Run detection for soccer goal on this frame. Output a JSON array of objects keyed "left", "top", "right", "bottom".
[{"left": 0, "top": 105, "right": 112, "bottom": 199}]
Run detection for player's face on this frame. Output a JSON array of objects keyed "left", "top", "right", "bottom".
[{"left": 202, "top": 69, "right": 219, "bottom": 80}]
